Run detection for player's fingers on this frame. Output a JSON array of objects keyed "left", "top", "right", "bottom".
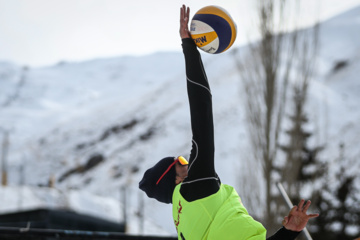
[
  {"left": 185, "top": 7, "right": 190, "bottom": 23},
  {"left": 180, "top": 6, "right": 184, "bottom": 21}
]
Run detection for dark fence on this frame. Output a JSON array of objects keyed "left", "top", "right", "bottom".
[
  {"left": 0, "top": 226, "right": 178, "bottom": 240},
  {"left": 0, "top": 208, "right": 125, "bottom": 233}
]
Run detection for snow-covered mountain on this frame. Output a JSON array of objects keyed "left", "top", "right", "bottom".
[{"left": 0, "top": 5, "right": 360, "bottom": 236}]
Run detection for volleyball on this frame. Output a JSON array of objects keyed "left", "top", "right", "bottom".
[{"left": 190, "top": 5, "right": 237, "bottom": 54}]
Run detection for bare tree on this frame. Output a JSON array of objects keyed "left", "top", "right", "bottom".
[
  {"left": 2, "top": 66, "right": 28, "bottom": 108},
  {"left": 233, "top": 0, "right": 319, "bottom": 232},
  {"left": 1, "top": 129, "right": 9, "bottom": 186},
  {"left": 280, "top": 25, "right": 320, "bottom": 199}
]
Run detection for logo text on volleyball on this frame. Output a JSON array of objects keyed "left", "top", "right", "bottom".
[{"left": 194, "top": 36, "right": 207, "bottom": 45}]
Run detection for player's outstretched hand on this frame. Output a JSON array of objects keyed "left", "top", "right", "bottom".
[
  {"left": 180, "top": 4, "right": 191, "bottom": 39},
  {"left": 282, "top": 199, "right": 319, "bottom": 232}
]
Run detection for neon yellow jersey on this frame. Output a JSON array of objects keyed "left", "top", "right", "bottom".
[{"left": 172, "top": 184, "right": 266, "bottom": 240}]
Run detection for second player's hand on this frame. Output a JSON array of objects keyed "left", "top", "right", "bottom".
[{"left": 282, "top": 199, "right": 319, "bottom": 232}]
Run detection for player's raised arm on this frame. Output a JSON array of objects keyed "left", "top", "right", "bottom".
[{"left": 180, "top": 5, "right": 191, "bottom": 39}]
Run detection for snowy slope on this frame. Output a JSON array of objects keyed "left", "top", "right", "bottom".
[
  {"left": 314, "top": 5, "right": 360, "bottom": 174},
  {"left": 0, "top": 5, "right": 360, "bottom": 235}
]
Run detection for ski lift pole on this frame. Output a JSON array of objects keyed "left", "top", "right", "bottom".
[{"left": 276, "top": 182, "right": 313, "bottom": 240}]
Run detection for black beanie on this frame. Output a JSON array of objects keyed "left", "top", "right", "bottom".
[{"left": 139, "top": 157, "right": 176, "bottom": 204}]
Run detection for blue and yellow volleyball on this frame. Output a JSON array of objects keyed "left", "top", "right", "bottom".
[{"left": 190, "top": 5, "right": 237, "bottom": 54}]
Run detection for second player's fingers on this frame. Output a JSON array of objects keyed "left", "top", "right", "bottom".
[
  {"left": 289, "top": 205, "right": 298, "bottom": 214},
  {"left": 298, "top": 199, "right": 305, "bottom": 211},
  {"left": 308, "top": 213, "right": 320, "bottom": 219},
  {"left": 282, "top": 216, "right": 288, "bottom": 226},
  {"left": 303, "top": 200, "right": 311, "bottom": 212}
]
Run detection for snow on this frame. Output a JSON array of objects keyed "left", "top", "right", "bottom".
[{"left": 0, "top": 5, "right": 360, "bottom": 236}]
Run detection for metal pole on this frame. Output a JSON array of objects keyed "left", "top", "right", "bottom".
[
  {"left": 276, "top": 182, "right": 313, "bottom": 240},
  {"left": 122, "top": 186, "right": 128, "bottom": 233},
  {"left": 139, "top": 190, "right": 144, "bottom": 234}
]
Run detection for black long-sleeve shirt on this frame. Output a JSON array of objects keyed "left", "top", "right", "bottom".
[{"left": 180, "top": 38, "right": 300, "bottom": 240}]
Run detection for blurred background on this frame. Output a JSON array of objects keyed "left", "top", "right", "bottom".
[
  {"left": 1, "top": 0, "right": 360, "bottom": 67},
  {"left": 0, "top": 0, "right": 360, "bottom": 239}
]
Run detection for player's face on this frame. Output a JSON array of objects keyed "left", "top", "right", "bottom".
[{"left": 175, "top": 162, "right": 188, "bottom": 184}]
